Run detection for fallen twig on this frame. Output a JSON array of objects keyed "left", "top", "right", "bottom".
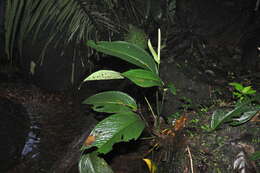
[{"left": 186, "top": 146, "right": 194, "bottom": 173}]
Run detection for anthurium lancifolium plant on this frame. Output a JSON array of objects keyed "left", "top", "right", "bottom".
[
  {"left": 79, "top": 29, "right": 176, "bottom": 173},
  {"left": 210, "top": 82, "right": 260, "bottom": 131}
]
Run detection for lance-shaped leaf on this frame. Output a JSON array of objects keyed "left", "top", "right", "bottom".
[
  {"left": 230, "top": 107, "right": 260, "bottom": 126},
  {"left": 210, "top": 100, "right": 259, "bottom": 130},
  {"left": 82, "top": 91, "right": 137, "bottom": 113},
  {"left": 241, "top": 86, "right": 256, "bottom": 95},
  {"left": 87, "top": 40, "right": 158, "bottom": 74},
  {"left": 79, "top": 152, "right": 114, "bottom": 173},
  {"left": 83, "top": 70, "right": 124, "bottom": 82},
  {"left": 229, "top": 82, "right": 244, "bottom": 92},
  {"left": 82, "top": 111, "right": 145, "bottom": 154},
  {"left": 122, "top": 69, "right": 163, "bottom": 88}
]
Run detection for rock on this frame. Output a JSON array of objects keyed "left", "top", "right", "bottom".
[
  {"left": 160, "top": 61, "right": 211, "bottom": 116},
  {"left": 173, "top": 0, "right": 260, "bottom": 71},
  {"left": 175, "top": 0, "right": 254, "bottom": 42},
  {"left": 0, "top": 97, "right": 29, "bottom": 172},
  {"left": 240, "top": 25, "right": 260, "bottom": 71}
]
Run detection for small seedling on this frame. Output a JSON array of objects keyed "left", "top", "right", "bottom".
[{"left": 229, "top": 82, "right": 256, "bottom": 101}]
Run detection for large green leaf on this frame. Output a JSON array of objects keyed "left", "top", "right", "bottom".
[
  {"left": 210, "top": 101, "right": 260, "bottom": 130},
  {"left": 87, "top": 40, "right": 158, "bottom": 74},
  {"left": 82, "top": 91, "right": 137, "bottom": 113},
  {"left": 79, "top": 152, "right": 114, "bottom": 173},
  {"left": 230, "top": 108, "right": 259, "bottom": 126},
  {"left": 81, "top": 111, "right": 145, "bottom": 154},
  {"left": 210, "top": 109, "right": 229, "bottom": 130},
  {"left": 122, "top": 69, "right": 163, "bottom": 87},
  {"left": 83, "top": 70, "right": 124, "bottom": 82}
]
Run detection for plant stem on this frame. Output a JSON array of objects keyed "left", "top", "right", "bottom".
[{"left": 145, "top": 96, "right": 157, "bottom": 127}]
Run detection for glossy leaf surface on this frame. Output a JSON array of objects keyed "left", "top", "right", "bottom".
[
  {"left": 230, "top": 108, "right": 259, "bottom": 126},
  {"left": 83, "top": 70, "right": 124, "bottom": 82},
  {"left": 79, "top": 152, "right": 114, "bottom": 173},
  {"left": 210, "top": 101, "right": 260, "bottom": 130},
  {"left": 122, "top": 69, "right": 163, "bottom": 87},
  {"left": 82, "top": 91, "right": 137, "bottom": 113},
  {"left": 87, "top": 40, "right": 158, "bottom": 74},
  {"left": 82, "top": 111, "right": 145, "bottom": 154}
]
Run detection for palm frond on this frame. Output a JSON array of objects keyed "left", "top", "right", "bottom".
[
  {"left": 5, "top": 0, "right": 121, "bottom": 62},
  {"left": 4, "top": 0, "right": 174, "bottom": 67}
]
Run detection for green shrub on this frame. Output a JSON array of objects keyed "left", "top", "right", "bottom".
[{"left": 79, "top": 29, "right": 176, "bottom": 173}]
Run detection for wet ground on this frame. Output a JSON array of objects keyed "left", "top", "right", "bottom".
[{"left": 0, "top": 80, "right": 96, "bottom": 173}]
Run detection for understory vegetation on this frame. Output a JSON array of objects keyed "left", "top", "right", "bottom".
[
  {"left": 1, "top": 0, "right": 259, "bottom": 172},
  {"left": 78, "top": 30, "right": 260, "bottom": 172}
]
